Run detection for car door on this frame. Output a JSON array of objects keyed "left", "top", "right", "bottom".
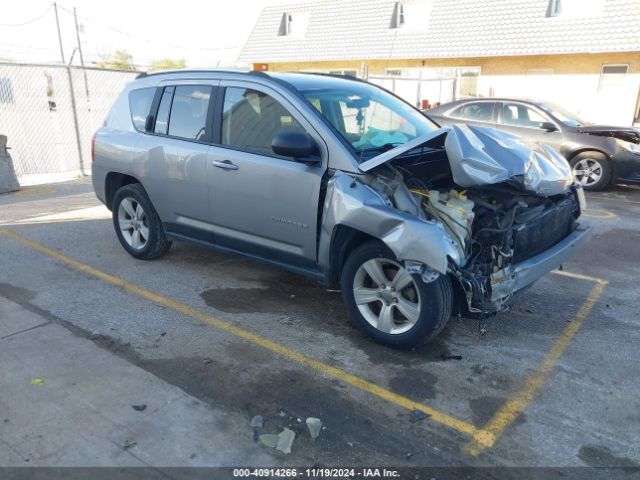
[
  {"left": 497, "top": 101, "right": 564, "bottom": 151},
  {"left": 137, "top": 82, "right": 218, "bottom": 239},
  {"left": 441, "top": 100, "right": 499, "bottom": 128},
  {"left": 206, "top": 81, "right": 327, "bottom": 269}
]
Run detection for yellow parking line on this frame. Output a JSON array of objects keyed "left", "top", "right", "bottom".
[
  {"left": 582, "top": 209, "right": 617, "bottom": 220},
  {"left": 0, "top": 229, "right": 478, "bottom": 438},
  {"left": 12, "top": 186, "right": 58, "bottom": 197},
  {"left": 552, "top": 269, "right": 607, "bottom": 285},
  {"left": 464, "top": 278, "right": 607, "bottom": 455},
  {"left": 1, "top": 229, "right": 608, "bottom": 453}
]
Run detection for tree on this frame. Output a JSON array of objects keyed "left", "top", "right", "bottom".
[
  {"left": 96, "top": 50, "right": 135, "bottom": 71},
  {"left": 150, "top": 58, "right": 186, "bottom": 71}
]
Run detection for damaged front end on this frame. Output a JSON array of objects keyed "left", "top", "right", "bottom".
[{"left": 330, "top": 124, "right": 591, "bottom": 316}]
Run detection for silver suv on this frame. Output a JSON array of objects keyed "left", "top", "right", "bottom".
[{"left": 92, "top": 70, "right": 591, "bottom": 348}]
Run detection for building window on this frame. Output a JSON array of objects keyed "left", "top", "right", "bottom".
[
  {"left": 278, "top": 12, "right": 310, "bottom": 37},
  {"left": 395, "top": 3, "right": 406, "bottom": 28},
  {"left": 548, "top": 0, "right": 562, "bottom": 17},
  {"left": 328, "top": 70, "right": 358, "bottom": 77},
  {"left": 547, "top": 0, "right": 603, "bottom": 18},
  {"left": 392, "top": 1, "right": 431, "bottom": 30},
  {"left": 598, "top": 64, "right": 629, "bottom": 92}
]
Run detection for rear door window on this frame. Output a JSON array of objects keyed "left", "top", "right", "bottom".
[
  {"left": 128, "top": 87, "right": 157, "bottom": 131},
  {"left": 167, "top": 85, "right": 212, "bottom": 141},
  {"left": 449, "top": 102, "right": 495, "bottom": 122}
]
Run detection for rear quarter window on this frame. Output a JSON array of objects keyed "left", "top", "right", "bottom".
[{"left": 128, "top": 87, "right": 157, "bottom": 131}]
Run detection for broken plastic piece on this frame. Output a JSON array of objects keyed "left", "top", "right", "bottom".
[
  {"left": 30, "top": 378, "right": 44, "bottom": 386},
  {"left": 409, "top": 409, "right": 429, "bottom": 423},
  {"left": 259, "top": 434, "right": 279, "bottom": 448},
  {"left": 131, "top": 404, "right": 147, "bottom": 411},
  {"left": 276, "top": 428, "right": 295, "bottom": 454},
  {"left": 306, "top": 417, "right": 322, "bottom": 439},
  {"left": 250, "top": 415, "right": 264, "bottom": 428},
  {"left": 259, "top": 428, "right": 296, "bottom": 454}
]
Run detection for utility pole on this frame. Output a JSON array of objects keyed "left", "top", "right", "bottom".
[
  {"left": 53, "top": 2, "right": 86, "bottom": 175},
  {"left": 53, "top": 2, "right": 65, "bottom": 64},
  {"left": 73, "top": 6, "right": 90, "bottom": 101}
]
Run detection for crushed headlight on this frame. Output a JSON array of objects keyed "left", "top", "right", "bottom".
[{"left": 615, "top": 138, "right": 640, "bottom": 154}]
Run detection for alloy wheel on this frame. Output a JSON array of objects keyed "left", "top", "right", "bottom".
[
  {"left": 572, "top": 158, "right": 603, "bottom": 187},
  {"left": 117, "top": 197, "right": 149, "bottom": 250},
  {"left": 352, "top": 258, "right": 422, "bottom": 335}
]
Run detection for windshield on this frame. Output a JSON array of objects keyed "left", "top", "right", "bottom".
[
  {"left": 540, "top": 102, "right": 589, "bottom": 127},
  {"left": 300, "top": 81, "right": 437, "bottom": 161}
]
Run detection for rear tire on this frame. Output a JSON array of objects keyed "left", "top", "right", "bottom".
[
  {"left": 112, "top": 183, "right": 172, "bottom": 260},
  {"left": 340, "top": 241, "right": 452, "bottom": 348},
  {"left": 570, "top": 152, "right": 612, "bottom": 191}
]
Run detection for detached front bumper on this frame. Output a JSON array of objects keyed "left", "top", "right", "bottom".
[{"left": 488, "top": 222, "right": 592, "bottom": 311}]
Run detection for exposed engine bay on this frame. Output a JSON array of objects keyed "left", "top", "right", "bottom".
[{"left": 361, "top": 135, "right": 584, "bottom": 316}]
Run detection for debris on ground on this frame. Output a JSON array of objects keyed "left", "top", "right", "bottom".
[
  {"left": 30, "top": 378, "right": 44, "bottom": 386},
  {"left": 131, "top": 404, "right": 147, "bottom": 411},
  {"left": 277, "top": 408, "right": 289, "bottom": 417},
  {"left": 306, "top": 417, "right": 322, "bottom": 439},
  {"left": 250, "top": 415, "right": 264, "bottom": 428},
  {"left": 259, "top": 428, "right": 296, "bottom": 454},
  {"left": 409, "top": 409, "right": 430, "bottom": 423},
  {"left": 259, "top": 434, "right": 279, "bottom": 448},
  {"left": 276, "top": 428, "right": 295, "bottom": 454},
  {"left": 122, "top": 439, "right": 137, "bottom": 450},
  {"left": 439, "top": 353, "right": 463, "bottom": 361},
  {"left": 202, "top": 358, "right": 213, "bottom": 364}
]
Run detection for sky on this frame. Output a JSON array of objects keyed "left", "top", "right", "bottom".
[{"left": 0, "top": 0, "right": 314, "bottom": 68}]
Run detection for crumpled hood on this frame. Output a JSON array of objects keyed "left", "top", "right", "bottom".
[
  {"left": 577, "top": 125, "right": 640, "bottom": 144},
  {"left": 359, "top": 124, "right": 573, "bottom": 196}
]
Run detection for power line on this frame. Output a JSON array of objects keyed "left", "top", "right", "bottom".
[
  {"left": 56, "top": 3, "right": 243, "bottom": 52},
  {"left": 0, "top": 5, "right": 52, "bottom": 27}
]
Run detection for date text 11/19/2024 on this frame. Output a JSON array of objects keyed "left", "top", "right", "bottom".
[{"left": 232, "top": 468, "right": 400, "bottom": 478}]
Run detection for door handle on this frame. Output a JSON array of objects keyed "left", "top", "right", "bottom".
[{"left": 211, "top": 160, "right": 239, "bottom": 170}]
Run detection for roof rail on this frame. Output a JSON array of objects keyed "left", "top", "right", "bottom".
[{"left": 133, "top": 68, "right": 253, "bottom": 79}]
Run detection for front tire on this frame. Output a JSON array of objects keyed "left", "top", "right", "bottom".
[
  {"left": 570, "top": 152, "right": 612, "bottom": 191},
  {"left": 112, "top": 183, "right": 172, "bottom": 260},
  {"left": 341, "top": 241, "right": 452, "bottom": 348}
]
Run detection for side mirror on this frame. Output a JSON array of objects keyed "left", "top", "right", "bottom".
[
  {"left": 271, "top": 131, "right": 320, "bottom": 162},
  {"left": 539, "top": 121, "right": 558, "bottom": 132},
  {"left": 144, "top": 114, "right": 154, "bottom": 132}
]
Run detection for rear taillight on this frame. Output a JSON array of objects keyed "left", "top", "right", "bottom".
[{"left": 91, "top": 132, "right": 96, "bottom": 162}]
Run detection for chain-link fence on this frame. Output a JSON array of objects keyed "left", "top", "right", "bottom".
[
  {"left": 0, "top": 62, "right": 138, "bottom": 184},
  {"left": 368, "top": 75, "right": 456, "bottom": 109}
]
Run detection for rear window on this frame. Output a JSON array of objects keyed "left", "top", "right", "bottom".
[{"left": 128, "top": 88, "right": 156, "bottom": 131}]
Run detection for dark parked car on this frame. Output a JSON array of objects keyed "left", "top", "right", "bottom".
[{"left": 426, "top": 98, "right": 640, "bottom": 190}]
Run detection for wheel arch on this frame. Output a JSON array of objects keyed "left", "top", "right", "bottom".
[
  {"left": 566, "top": 147, "right": 611, "bottom": 163},
  {"left": 325, "top": 225, "right": 378, "bottom": 289},
  {"left": 104, "top": 172, "right": 143, "bottom": 210}
]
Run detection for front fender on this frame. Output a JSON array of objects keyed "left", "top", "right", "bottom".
[{"left": 318, "top": 171, "right": 462, "bottom": 274}]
